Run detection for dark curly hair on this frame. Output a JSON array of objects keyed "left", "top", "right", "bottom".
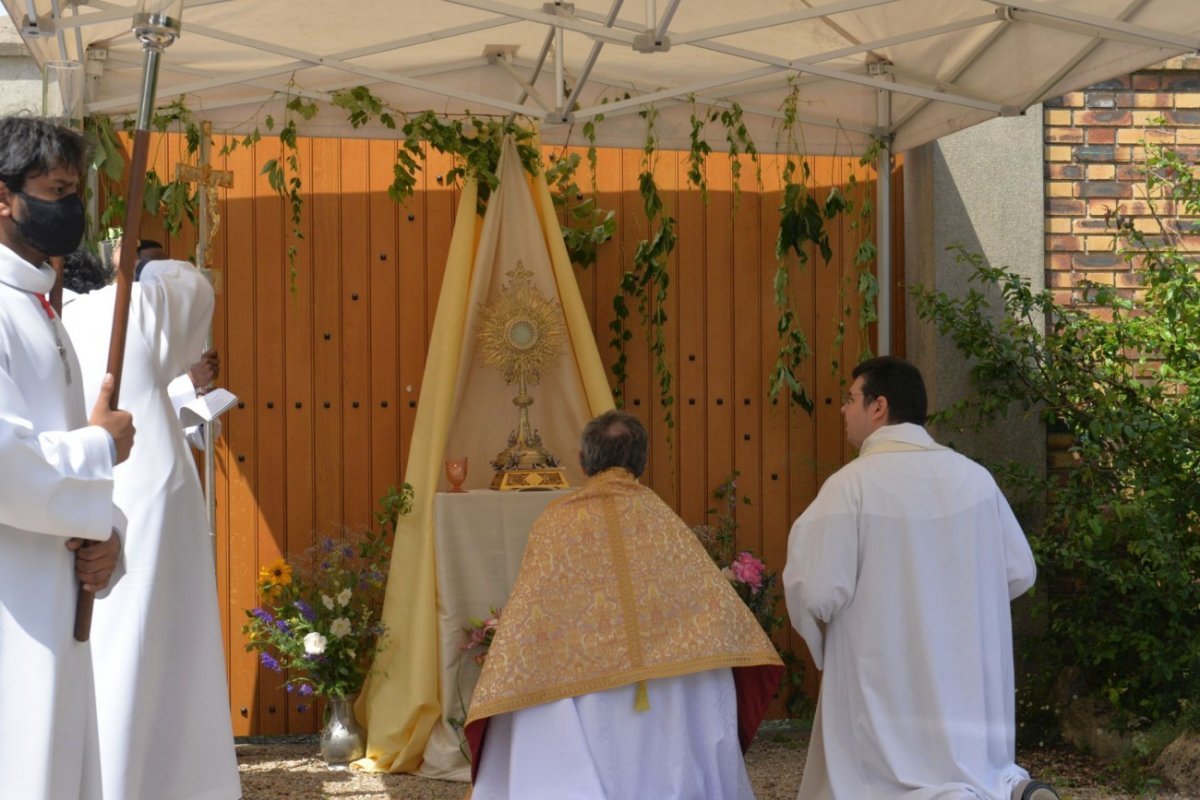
[
  {"left": 0, "top": 116, "right": 90, "bottom": 192},
  {"left": 63, "top": 248, "right": 114, "bottom": 294}
]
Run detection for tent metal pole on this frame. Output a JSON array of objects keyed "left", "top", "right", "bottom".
[{"left": 875, "top": 65, "right": 892, "bottom": 356}]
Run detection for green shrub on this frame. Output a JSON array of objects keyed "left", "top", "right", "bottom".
[{"left": 912, "top": 142, "right": 1199, "bottom": 730}]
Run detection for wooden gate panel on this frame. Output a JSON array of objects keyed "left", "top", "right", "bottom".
[{"left": 122, "top": 134, "right": 900, "bottom": 733}]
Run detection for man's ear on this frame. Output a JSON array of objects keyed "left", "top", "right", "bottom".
[
  {"left": 0, "top": 181, "right": 12, "bottom": 217},
  {"left": 874, "top": 395, "right": 890, "bottom": 424}
]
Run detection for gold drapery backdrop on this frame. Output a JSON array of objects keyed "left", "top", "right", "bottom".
[{"left": 354, "top": 137, "right": 615, "bottom": 774}]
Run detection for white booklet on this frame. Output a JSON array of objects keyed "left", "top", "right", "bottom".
[{"left": 179, "top": 387, "right": 239, "bottom": 427}]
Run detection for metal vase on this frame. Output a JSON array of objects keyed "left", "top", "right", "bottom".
[{"left": 319, "top": 695, "right": 365, "bottom": 769}]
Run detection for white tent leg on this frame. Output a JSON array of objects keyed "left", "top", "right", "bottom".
[{"left": 875, "top": 67, "right": 892, "bottom": 356}]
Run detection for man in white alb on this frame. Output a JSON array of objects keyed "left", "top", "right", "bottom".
[
  {"left": 0, "top": 115, "right": 132, "bottom": 800},
  {"left": 783, "top": 356, "right": 1058, "bottom": 800},
  {"left": 63, "top": 247, "right": 241, "bottom": 800}
]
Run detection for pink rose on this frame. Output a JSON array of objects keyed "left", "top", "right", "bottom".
[{"left": 729, "top": 551, "right": 765, "bottom": 593}]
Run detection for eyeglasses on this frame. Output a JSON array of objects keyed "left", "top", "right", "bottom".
[{"left": 841, "top": 391, "right": 875, "bottom": 406}]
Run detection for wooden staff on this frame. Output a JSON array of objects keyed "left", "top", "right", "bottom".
[
  {"left": 74, "top": 124, "right": 155, "bottom": 641},
  {"left": 74, "top": 1, "right": 181, "bottom": 641},
  {"left": 49, "top": 255, "right": 64, "bottom": 314}
]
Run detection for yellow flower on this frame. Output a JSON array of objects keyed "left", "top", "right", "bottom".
[{"left": 258, "top": 559, "right": 293, "bottom": 597}]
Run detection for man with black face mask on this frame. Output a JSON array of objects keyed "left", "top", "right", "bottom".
[{"left": 0, "top": 116, "right": 135, "bottom": 800}]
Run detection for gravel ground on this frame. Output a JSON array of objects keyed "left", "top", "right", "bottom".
[{"left": 235, "top": 725, "right": 1190, "bottom": 799}]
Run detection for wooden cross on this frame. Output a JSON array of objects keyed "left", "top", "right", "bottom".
[{"left": 175, "top": 120, "right": 234, "bottom": 269}]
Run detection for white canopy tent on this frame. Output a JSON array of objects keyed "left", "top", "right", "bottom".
[{"left": 6, "top": 0, "right": 1200, "bottom": 351}]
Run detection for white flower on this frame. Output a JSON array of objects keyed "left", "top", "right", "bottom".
[
  {"left": 303, "top": 632, "right": 327, "bottom": 655},
  {"left": 336, "top": 588, "right": 352, "bottom": 607},
  {"left": 330, "top": 617, "right": 352, "bottom": 638},
  {"left": 347, "top": 648, "right": 356, "bottom": 660},
  {"left": 321, "top": 593, "right": 335, "bottom": 610}
]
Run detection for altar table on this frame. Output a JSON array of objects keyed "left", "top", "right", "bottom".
[{"left": 419, "top": 488, "right": 572, "bottom": 780}]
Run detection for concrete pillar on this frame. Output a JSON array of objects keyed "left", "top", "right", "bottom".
[{"left": 903, "top": 106, "right": 1046, "bottom": 476}]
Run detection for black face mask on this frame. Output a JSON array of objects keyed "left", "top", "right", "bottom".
[{"left": 13, "top": 190, "right": 86, "bottom": 258}]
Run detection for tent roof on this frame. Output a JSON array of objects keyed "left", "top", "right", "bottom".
[{"left": 5, "top": 0, "right": 1200, "bottom": 154}]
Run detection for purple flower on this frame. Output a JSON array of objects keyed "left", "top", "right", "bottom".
[
  {"left": 298, "top": 683, "right": 314, "bottom": 697},
  {"left": 286, "top": 683, "right": 294, "bottom": 693},
  {"left": 260, "top": 652, "right": 282, "bottom": 672},
  {"left": 342, "top": 545, "right": 355, "bottom": 558},
  {"left": 321, "top": 561, "right": 331, "bottom": 570},
  {"left": 321, "top": 537, "right": 334, "bottom": 553},
  {"left": 252, "top": 607, "right": 274, "bottom": 625},
  {"left": 294, "top": 600, "right": 316, "bottom": 622},
  {"left": 296, "top": 704, "right": 309, "bottom": 713},
  {"left": 275, "top": 619, "right": 291, "bottom": 633}
]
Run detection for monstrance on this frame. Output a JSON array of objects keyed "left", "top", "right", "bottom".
[{"left": 477, "top": 261, "right": 569, "bottom": 490}]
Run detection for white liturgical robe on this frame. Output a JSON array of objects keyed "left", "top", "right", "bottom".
[
  {"left": 784, "top": 423, "right": 1037, "bottom": 800},
  {"left": 0, "top": 243, "right": 122, "bottom": 800},
  {"left": 64, "top": 260, "right": 241, "bottom": 800}
]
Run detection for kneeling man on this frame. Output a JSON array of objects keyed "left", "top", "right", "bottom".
[{"left": 465, "top": 410, "right": 784, "bottom": 799}]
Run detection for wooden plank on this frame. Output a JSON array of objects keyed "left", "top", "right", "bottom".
[
  {"left": 311, "top": 138, "right": 344, "bottom": 536},
  {"left": 674, "top": 150, "right": 707, "bottom": 526},
  {"left": 758, "top": 154, "right": 795, "bottom": 718},
  {"left": 562, "top": 146, "right": 598, "bottom": 331},
  {"left": 283, "top": 137, "right": 317, "bottom": 735},
  {"left": 140, "top": 131, "right": 169, "bottom": 248},
  {"left": 786, "top": 156, "right": 820, "bottom": 521},
  {"left": 618, "top": 147, "right": 652, "bottom": 473},
  {"left": 172, "top": 129, "right": 199, "bottom": 262},
  {"left": 368, "top": 139, "right": 400, "bottom": 510},
  {"left": 704, "top": 156, "right": 734, "bottom": 507},
  {"left": 424, "top": 148, "right": 457, "bottom": 345},
  {"left": 396, "top": 146, "right": 428, "bottom": 478},
  {"left": 648, "top": 151, "right": 679, "bottom": 507},
  {"left": 811, "top": 157, "right": 844, "bottom": 490},
  {"left": 340, "top": 138, "right": 372, "bottom": 532},
  {"left": 590, "top": 148, "right": 624, "bottom": 401},
  {"left": 731, "top": 157, "right": 763, "bottom": 556},
  {"left": 220, "top": 137, "right": 259, "bottom": 736},
  {"left": 758, "top": 155, "right": 791, "bottom": 577},
  {"left": 840, "top": 156, "right": 873, "bottom": 464},
  {"left": 208, "top": 132, "right": 233, "bottom": 720},
  {"left": 251, "top": 134, "right": 289, "bottom": 735}
]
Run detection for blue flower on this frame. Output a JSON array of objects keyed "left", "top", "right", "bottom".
[
  {"left": 294, "top": 600, "right": 316, "bottom": 622},
  {"left": 252, "top": 607, "right": 274, "bottom": 625},
  {"left": 321, "top": 537, "right": 334, "bottom": 553},
  {"left": 260, "top": 652, "right": 282, "bottom": 672},
  {"left": 298, "top": 683, "right": 314, "bottom": 697},
  {"left": 276, "top": 619, "right": 291, "bottom": 633},
  {"left": 296, "top": 704, "right": 309, "bottom": 714},
  {"left": 342, "top": 545, "right": 355, "bottom": 558}
]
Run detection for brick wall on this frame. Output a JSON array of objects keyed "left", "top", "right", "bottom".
[
  {"left": 1044, "top": 55, "right": 1200, "bottom": 316},
  {"left": 1043, "top": 55, "right": 1200, "bottom": 469}
]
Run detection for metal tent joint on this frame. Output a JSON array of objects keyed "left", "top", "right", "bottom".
[{"left": 632, "top": 30, "right": 670, "bottom": 52}]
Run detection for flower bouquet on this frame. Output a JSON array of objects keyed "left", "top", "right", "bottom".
[
  {"left": 242, "top": 484, "right": 412, "bottom": 701},
  {"left": 692, "top": 472, "right": 784, "bottom": 638}
]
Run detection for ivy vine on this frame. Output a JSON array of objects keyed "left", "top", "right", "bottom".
[
  {"left": 609, "top": 106, "right": 677, "bottom": 430},
  {"left": 83, "top": 80, "right": 884, "bottom": 426},
  {"left": 767, "top": 81, "right": 880, "bottom": 412}
]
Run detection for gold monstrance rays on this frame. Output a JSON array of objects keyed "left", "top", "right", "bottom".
[{"left": 477, "top": 261, "right": 569, "bottom": 490}]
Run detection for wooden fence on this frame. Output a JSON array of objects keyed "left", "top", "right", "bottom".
[{"left": 124, "top": 132, "right": 904, "bottom": 734}]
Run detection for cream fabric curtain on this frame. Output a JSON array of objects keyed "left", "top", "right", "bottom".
[{"left": 356, "top": 137, "right": 613, "bottom": 773}]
